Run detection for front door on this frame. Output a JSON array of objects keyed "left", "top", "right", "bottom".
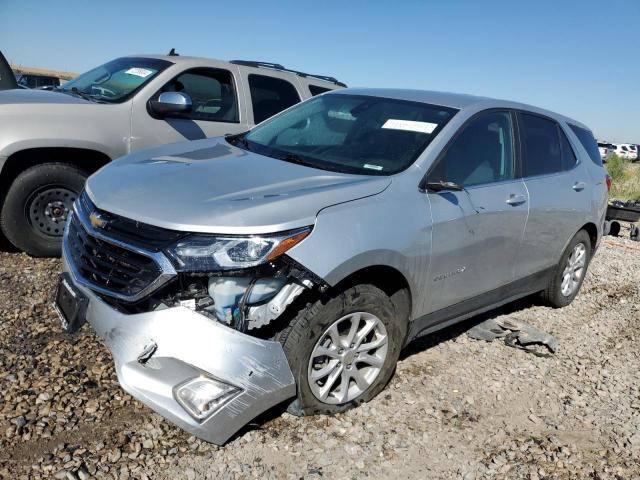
[
  {"left": 130, "top": 67, "right": 249, "bottom": 152},
  {"left": 425, "top": 110, "right": 529, "bottom": 312}
]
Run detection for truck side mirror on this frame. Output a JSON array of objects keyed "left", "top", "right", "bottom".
[{"left": 149, "top": 92, "right": 193, "bottom": 117}]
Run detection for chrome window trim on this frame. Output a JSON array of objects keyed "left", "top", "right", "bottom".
[{"left": 64, "top": 204, "right": 177, "bottom": 303}]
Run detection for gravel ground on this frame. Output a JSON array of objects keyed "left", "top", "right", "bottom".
[{"left": 1, "top": 232, "right": 639, "bottom": 479}]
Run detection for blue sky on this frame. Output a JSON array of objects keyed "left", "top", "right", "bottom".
[{"left": 2, "top": 0, "right": 638, "bottom": 142}]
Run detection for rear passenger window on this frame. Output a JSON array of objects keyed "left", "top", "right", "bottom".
[
  {"left": 248, "top": 74, "right": 301, "bottom": 124},
  {"left": 429, "top": 111, "right": 514, "bottom": 187},
  {"left": 559, "top": 127, "right": 577, "bottom": 170},
  {"left": 569, "top": 124, "right": 602, "bottom": 166},
  {"left": 309, "top": 85, "right": 331, "bottom": 96},
  {"left": 519, "top": 113, "right": 562, "bottom": 177}
]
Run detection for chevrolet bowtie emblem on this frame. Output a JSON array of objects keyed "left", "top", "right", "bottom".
[{"left": 89, "top": 211, "right": 108, "bottom": 229}]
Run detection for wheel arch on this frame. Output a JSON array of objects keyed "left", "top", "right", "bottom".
[
  {"left": 0, "top": 147, "right": 112, "bottom": 200},
  {"left": 331, "top": 264, "right": 413, "bottom": 330},
  {"left": 580, "top": 222, "right": 599, "bottom": 254}
]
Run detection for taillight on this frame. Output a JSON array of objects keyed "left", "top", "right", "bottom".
[{"left": 605, "top": 174, "right": 612, "bottom": 192}]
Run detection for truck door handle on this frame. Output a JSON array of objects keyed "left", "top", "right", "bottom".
[
  {"left": 506, "top": 194, "right": 527, "bottom": 206},
  {"left": 572, "top": 181, "right": 587, "bottom": 192}
]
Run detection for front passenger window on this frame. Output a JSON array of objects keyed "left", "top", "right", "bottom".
[
  {"left": 429, "top": 111, "right": 514, "bottom": 187},
  {"left": 158, "top": 68, "right": 238, "bottom": 122}
]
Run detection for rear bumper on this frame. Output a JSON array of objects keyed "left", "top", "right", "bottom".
[{"left": 62, "top": 255, "right": 296, "bottom": 445}]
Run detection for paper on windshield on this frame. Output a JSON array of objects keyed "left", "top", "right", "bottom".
[
  {"left": 125, "top": 67, "right": 154, "bottom": 78},
  {"left": 363, "top": 164, "right": 383, "bottom": 171},
  {"left": 382, "top": 119, "right": 438, "bottom": 134}
]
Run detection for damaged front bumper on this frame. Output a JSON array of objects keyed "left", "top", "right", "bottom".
[{"left": 61, "top": 256, "right": 296, "bottom": 445}]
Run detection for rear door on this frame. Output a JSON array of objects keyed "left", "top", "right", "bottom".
[
  {"left": 515, "top": 112, "right": 590, "bottom": 278},
  {"left": 426, "top": 110, "right": 529, "bottom": 312},
  {"left": 0, "top": 51, "right": 17, "bottom": 90}
]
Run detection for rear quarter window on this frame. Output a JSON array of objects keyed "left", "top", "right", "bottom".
[
  {"left": 569, "top": 124, "right": 603, "bottom": 166},
  {"left": 309, "top": 85, "right": 331, "bottom": 96}
]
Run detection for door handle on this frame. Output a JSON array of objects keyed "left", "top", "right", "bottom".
[
  {"left": 572, "top": 181, "right": 587, "bottom": 192},
  {"left": 506, "top": 194, "right": 527, "bottom": 206}
]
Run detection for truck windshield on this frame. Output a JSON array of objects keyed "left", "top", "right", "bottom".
[
  {"left": 60, "top": 57, "right": 172, "bottom": 103},
  {"left": 236, "top": 94, "right": 457, "bottom": 175}
]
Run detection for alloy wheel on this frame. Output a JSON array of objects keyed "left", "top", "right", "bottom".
[
  {"left": 307, "top": 312, "right": 388, "bottom": 404},
  {"left": 561, "top": 242, "right": 586, "bottom": 296}
]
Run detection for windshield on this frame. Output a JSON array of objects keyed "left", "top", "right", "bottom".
[
  {"left": 236, "top": 94, "right": 457, "bottom": 175},
  {"left": 61, "top": 57, "right": 172, "bottom": 103}
]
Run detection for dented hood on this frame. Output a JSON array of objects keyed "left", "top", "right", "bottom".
[{"left": 86, "top": 138, "right": 391, "bottom": 234}]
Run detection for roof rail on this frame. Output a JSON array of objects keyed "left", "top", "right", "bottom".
[{"left": 230, "top": 60, "right": 346, "bottom": 87}]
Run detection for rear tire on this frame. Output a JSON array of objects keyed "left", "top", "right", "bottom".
[
  {"left": 541, "top": 230, "right": 591, "bottom": 308},
  {"left": 0, "top": 163, "right": 86, "bottom": 257},
  {"left": 276, "top": 284, "right": 406, "bottom": 416}
]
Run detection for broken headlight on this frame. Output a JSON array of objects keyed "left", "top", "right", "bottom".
[{"left": 164, "top": 227, "right": 311, "bottom": 272}]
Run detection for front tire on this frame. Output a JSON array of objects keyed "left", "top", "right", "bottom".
[
  {"left": 276, "top": 284, "right": 406, "bottom": 416},
  {"left": 541, "top": 230, "right": 592, "bottom": 308},
  {"left": 0, "top": 163, "right": 86, "bottom": 257}
]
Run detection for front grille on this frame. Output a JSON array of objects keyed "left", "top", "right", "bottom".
[
  {"left": 66, "top": 213, "right": 165, "bottom": 301},
  {"left": 77, "top": 191, "right": 185, "bottom": 252}
]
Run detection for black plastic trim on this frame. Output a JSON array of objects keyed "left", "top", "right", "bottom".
[{"left": 406, "top": 267, "right": 554, "bottom": 344}]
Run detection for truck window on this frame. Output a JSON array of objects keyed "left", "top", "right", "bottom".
[
  {"left": 309, "top": 85, "right": 331, "bottom": 96},
  {"left": 248, "top": 74, "right": 301, "bottom": 124},
  {"left": 161, "top": 68, "right": 238, "bottom": 122}
]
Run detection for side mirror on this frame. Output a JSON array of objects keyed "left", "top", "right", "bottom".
[
  {"left": 149, "top": 92, "right": 192, "bottom": 117},
  {"left": 419, "top": 177, "right": 464, "bottom": 193}
]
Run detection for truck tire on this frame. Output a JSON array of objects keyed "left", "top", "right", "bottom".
[
  {"left": 541, "top": 230, "right": 591, "bottom": 308},
  {"left": 275, "top": 284, "right": 406, "bottom": 416},
  {"left": 0, "top": 163, "right": 87, "bottom": 257}
]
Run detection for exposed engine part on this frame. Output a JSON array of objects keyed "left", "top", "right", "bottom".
[
  {"left": 246, "top": 280, "right": 311, "bottom": 330},
  {"left": 207, "top": 276, "right": 287, "bottom": 325},
  {"left": 109, "top": 256, "right": 321, "bottom": 334}
]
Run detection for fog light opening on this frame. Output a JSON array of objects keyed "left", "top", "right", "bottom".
[{"left": 173, "top": 376, "right": 242, "bottom": 422}]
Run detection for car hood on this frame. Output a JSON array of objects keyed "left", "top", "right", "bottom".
[
  {"left": 86, "top": 138, "right": 391, "bottom": 234},
  {"left": 0, "top": 88, "right": 89, "bottom": 105}
]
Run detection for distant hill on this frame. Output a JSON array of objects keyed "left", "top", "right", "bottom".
[{"left": 10, "top": 64, "right": 77, "bottom": 81}]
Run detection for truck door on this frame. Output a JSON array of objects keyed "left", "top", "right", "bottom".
[{"left": 130, "top": 66, "right": 250, "bottom": 152}]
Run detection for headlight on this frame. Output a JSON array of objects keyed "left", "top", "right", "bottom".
[
  {"left": 173, "top": 376, "right": 241, "bottom": 422},
  {"left": 164, "top": 227, "right": 311, "bottom": 272}
]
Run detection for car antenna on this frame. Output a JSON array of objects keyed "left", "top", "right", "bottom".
[{"left": 168, "top": 48, "right": 179, "bottom": 56}]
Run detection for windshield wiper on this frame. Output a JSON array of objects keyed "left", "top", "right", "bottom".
[
  {"left": 225, "top": 132, "right": 251, "bottom": 150},
  {"left": 71, "top": 87, "right": 96, "bottom": 102},
  {"left": 275, "top": 152, "right": 310, "bottom": 166},
  {"left": 59, "top": 87, "right": 98, "bottom": 102}
]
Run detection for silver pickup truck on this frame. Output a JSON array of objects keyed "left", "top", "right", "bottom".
[{"left": 0, "top": 53, "right": 343, "bottom": 256}]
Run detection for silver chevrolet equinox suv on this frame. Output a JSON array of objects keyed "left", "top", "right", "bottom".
[
  {"left": 56, "top": 89, "right": 609, "bottom": 444},
  {"left": 0, "top": 53, "right": 343, "bottom": 256}
]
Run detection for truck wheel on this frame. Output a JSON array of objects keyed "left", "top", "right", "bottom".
[
  {"left": 276, "top": 284, "right": 406, "bottom": 416},
  {"left": 541, "top": 230, "right": 591, "bottom": 308},
  {"left": 0, "top": 163, "right": 86, "bottom": 257}
]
